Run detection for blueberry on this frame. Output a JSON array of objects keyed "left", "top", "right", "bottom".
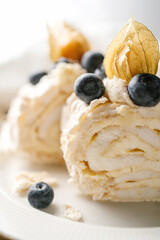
[
  {"left": 53, "top": 57, "right": 73, "bottom": 69},
  {"left": 27, "top": 182, "right": 54, "bottom": 209},
  {"left": 81, "top": 51, "right": 104, "bottom": 73},
  {"left": 56, "top": 57, "right": 73, "bottom": 64},
  {"left": 94, "top": 63, "right": 106, "bottom": 80},
  {"left": 74, "top": 73, "right": 105, "bottom": 104},
  {"left": 128, "top": 73, "right": 160, "bottom": 107},
  {"left": 29, "top": 71, "right": 47, "bottom": 85}
]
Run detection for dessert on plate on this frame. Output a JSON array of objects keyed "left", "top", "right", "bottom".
[
  {"left": 61, "top": 18, "right": 160, "bottom": 201},
  {"left": 0, "top": 62, "right": 85, "bottom": 164}
]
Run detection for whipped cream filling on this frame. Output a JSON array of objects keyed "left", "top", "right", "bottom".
[{"left": 86, "top": 126, "right": 160, "bottom": 172}]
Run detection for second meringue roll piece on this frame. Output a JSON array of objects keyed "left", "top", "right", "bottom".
[{"left": 1, "top": 62, "right": 85, "bottom": 164}]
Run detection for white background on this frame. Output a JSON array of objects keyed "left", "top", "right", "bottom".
[{"left": 0, "top": 0, "right": 159, "bottom": 61}]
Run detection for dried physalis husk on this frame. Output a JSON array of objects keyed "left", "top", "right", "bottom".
[
  {"left": 104, "top": 17, "right": 160, "bottom": 82},
  {"left": 48, "top": 22, "right": 90, "bottom": 62}
]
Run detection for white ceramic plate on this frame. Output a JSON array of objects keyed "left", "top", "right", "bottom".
[
  {"left": 1, "top": 154, "right": 160, "bottom": 240},
  {"left": 0, "top": 41, "right": 160, "bottom": 240}
]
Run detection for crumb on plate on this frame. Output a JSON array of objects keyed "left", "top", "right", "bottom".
[
  {"left": 15, "top": 171, "right": 57, "bottom": 194},
  {"left": 63, "top": 204, "right": 82, "bottom": 221}
]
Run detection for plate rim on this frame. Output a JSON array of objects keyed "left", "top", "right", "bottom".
[{"left": 1, "top": 191, "right": 160, "bottom": 240}]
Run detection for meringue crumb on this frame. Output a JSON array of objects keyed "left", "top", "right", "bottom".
[
  {"left": 63, "top": 205, "right": 82, "bottom": 221},
  {"left": 15, "top": 171, "right": 57, "bottom": 194}
]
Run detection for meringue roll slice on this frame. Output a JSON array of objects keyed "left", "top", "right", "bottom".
[
  {"left": 1, "top": 62, "right": 85, "bottom": 164},
  {"left": 61, "top": 77, "right": 160, "bottom": 201},
  {"left": 61, "top": 18, "right": 160, "bottom": 201}
]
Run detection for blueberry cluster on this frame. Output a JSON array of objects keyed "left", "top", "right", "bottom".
[
  {"left": 29, "top": 51, "right": 160, "bottom": 108},
  {"left": 75, "top": 51, "right": 160, "bottom": 107},
  {"left": 29, "top": 51, "right": 107, "bottom": 85},
  {"left": 74, "top": 51, "right": 106, "bottom": 104},
  {"left": 75, "top": 71, "right": 160, "bottom": 107}
]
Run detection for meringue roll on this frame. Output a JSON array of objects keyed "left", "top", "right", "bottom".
[
  {"left": 1, "top": 63, "right": 85, "bottom": 164},
  {"left": 61, "top": 77, "right": 160, "bottom": 201},
  {"left": 61, "top": 19, "right": 160, "bottom": 201}
]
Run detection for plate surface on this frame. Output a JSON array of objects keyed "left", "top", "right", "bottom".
[
  {"left": 0, "top": 41, "right": 160, "bottom": 240},
  {"left": 0, "top": 154, "right": 160, "bottom": 240}
]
